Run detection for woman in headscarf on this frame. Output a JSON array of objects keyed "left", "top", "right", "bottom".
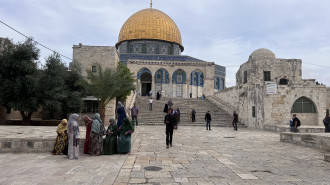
[
  {"left": 117, "top": 101, "right": 127, "bottom": 128},
  {"left": 103, "top": 118, "right": 118, "bottom": 155},
  {"left": 89, "top": 113, "right": 105, "bottom": 155},
  {"left": 82, "top": 115, "right": 93, "bottom": 154},
  {"left": 67, "top": 114, "right": 80, "bottom": 160},
  {"left": 117, "top": 118, "right": 135, "bottom": 154},
  {"left": 52, "top": 119, "right": 68, "bottom": 155}
]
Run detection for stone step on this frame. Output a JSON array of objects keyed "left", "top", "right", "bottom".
[{"left": 134, "top": 96, "right": 243, "bottom": 128}]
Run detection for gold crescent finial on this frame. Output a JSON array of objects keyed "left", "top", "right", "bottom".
[{"left": 150, "top": 0, "right": 152, "bottom": 8}]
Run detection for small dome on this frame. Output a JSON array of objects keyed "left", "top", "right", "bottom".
[{"left": 249, "top": 48, "right": 276, "bottom": 60}]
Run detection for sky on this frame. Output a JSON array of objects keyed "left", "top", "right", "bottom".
[{"left": 1, "top": 0, "right": 330, "bottom": 87}]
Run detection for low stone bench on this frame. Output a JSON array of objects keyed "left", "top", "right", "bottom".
[
  {"left": 280, "top": 132, "right": 330, "bottom": 162},
  {"left": 264, "top": 125, "right": 324, "bottom": 133},
  {"left": 0, "top": 126, "right": 139, "bottom": 154}
]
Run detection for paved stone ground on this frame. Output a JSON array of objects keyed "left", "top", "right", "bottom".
[{"left": 0, "top": 126, "right": 330, "bottom": 185}]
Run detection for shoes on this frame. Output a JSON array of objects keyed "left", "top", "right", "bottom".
[
  {"left": 166, "top": 145, "right": 169, "bottom": 148},
  {"left": 170, "top": 144, "right": 172, "bottom": 147},
  {"left": 209, "top": 129, "right": 211, "bottom": 130}
]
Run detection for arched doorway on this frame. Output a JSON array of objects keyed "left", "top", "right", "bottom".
[
  {"left": 141, "top": 73, "right": 152, "bottom": 96},
  {"left": 137, "top": 68, "right": 152, "bottom": 96}
]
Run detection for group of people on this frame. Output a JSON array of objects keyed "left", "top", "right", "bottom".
[{"left": 52, "top": 112, "right": 135, "bottom": 159}]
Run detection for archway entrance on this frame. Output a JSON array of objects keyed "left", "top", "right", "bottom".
[{"left": 141, "top": 73, "right": 152, "bottom": 96}]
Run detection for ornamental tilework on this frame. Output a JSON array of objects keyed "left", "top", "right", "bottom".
[
  {"left": 154, "top": 69, "right": 169, "bottom": 84},
  {"left": 137, "top": 68, "right": 152, "bottom": 79},
  {"left": 172, "top": 69, "right": 186, "bottom": 84}
]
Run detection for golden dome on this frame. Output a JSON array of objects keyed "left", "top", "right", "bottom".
[{"left": 116, "top": 8, "right": 183, "bottom": 51}]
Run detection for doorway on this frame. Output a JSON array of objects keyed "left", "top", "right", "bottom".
[{"left": 140, "top": 72, "right": 152, "bottom": 96}]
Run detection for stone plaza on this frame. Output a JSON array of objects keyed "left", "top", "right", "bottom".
[{"left": 0, "top": 125, "right": 329, "bottom": 185}]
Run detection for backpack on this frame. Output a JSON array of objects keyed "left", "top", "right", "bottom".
[{"left": 323, "top": 118, "right": 329, "bottom": 126}]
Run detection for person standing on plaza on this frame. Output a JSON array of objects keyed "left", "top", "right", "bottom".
[
  {"left": 233, "top": 111, "right": 238, "bottom": 131},
  {"left": 67, "top": 114, "right": 80, "bottom": 160},
  {"left": 292, "top": 114, "right": 301, "bottom": 132},
  {"left": 82, "top": 115, "right": 93, "bottom": 154},
  {"left": 89, "top": 113, "right": 105, "bottom": 156},
  {"left": 117, "top": 101, "right": 126, "bottom": 128},
  {"left": 191, "top": 109, "right": 196, "bottom": 122},
  {"left": 174, "top": 107, "right": 180, "bottom": 129},
  {"left": 52, "top": 119, "right": 68, "bottom": 155},
  {"left": 117, "top": 118, "right": 135, "bottom": 154},
  {"left": 131, "top": 103, "right": 139, "bottom": 127},
  {"left": 149, "top": 97, "right": 153, "bottom": 111},
  {"left": 164, "top": 109, "right": 176, "bottom": 148},
  {"left": 324, "top": 113, "right": 330, "bottom": 133},
  {"left": 205, "top": 111, "right": 212, "bottom": 130},
  {"left": 103, "top": 118, "right": 118, "bottom": 155},
  {"left": 156, "top": 91, "right": 160, "bottom": 100},
  {"left": 168, "top": 99, "right": 173, "bottom": 109}
]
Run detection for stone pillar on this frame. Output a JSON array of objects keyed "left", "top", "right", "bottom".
[
  {"left": 151, "top": 77, "right": 155, "bottom": 98},
  {"left": 137, "top": 79, "right": 141, "bottom": 96},
  {"left": 169, "top": 76, "right": 173, "bottom": 98}
]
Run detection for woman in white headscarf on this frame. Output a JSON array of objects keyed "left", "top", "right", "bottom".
[{"left": 67, "top": 114, "right": 80, "bottom": 160}]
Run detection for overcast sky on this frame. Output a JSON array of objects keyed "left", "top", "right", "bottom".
[{"left": 1, "top": 0, "right": 329, "bottom": 87}]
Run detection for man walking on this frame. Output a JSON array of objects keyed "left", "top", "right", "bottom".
[
  {"left": 205, "top": 111, "right": 211, "bottom": 130},
  {"left": 164, "top": 109, "right": 176, "bottom": 148},
  {"left": 131, "top": 103, "right": 139, "bottom": 127},
  {"left": 191, "top": 109, "right": 196, "bottom": 122},
  {"left": 233, "top": 111, "right": 238, "bottom": 131}
]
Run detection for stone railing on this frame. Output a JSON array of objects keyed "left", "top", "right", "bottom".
[{"left": 206, "top": 96, "right": 235, "bottom": 115}]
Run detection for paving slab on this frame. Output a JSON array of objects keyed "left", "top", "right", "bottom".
[{"left": 0, "top": 126, "right": 330, "bottom": 184}]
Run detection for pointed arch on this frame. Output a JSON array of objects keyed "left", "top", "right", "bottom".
[
  {"left": 137, "top": 67, "right": 152, "bottom": 79},
  {"left": 172, "top": 69, "right": 186, "bottom": 84},
  {"left": 190, "top": 70, "right": 204, "bottom": 87},
  {"left": 154, "top": 68, "right": 169, "bottom": 84}
]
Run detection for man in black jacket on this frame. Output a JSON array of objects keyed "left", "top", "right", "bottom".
[
  {"left": 324, "top": 113, "right": 330, "bottom": 133},
  {"left": 292, "top": 114, "right": 300, "bottom": 132},
  {"left": 164, "top": 109, "right": 176, "bottom": 148},
  {"left": 205, "top": 111, "right": 211, "bottom": 130},
  {"left": 233, "top": 111, "right": 238, "bottom": 131}
]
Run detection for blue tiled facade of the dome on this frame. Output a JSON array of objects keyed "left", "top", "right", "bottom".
[{"left": 119, "top": 54, "right": 206, "bottom": 64}]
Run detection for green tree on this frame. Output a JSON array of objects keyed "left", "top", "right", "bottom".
[
  {"left": 39, "top": 53, "right": 68, "bottom": 118},
  {"left": 0, "top": 38, "right": 40, "bottom": 123},
  {"left": 84, "top": 63, "right": 135, "bottom": 122},
  {"left": 39, "top": 53, "right": 84, "bottom": 119}
]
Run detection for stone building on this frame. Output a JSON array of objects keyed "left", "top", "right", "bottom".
[
  {"left": 214, "top": 48, "right": 329, "bottom": 128},
  {"left": 73, "top": 7, "right": 226, "bottom": 100},
  {"left": 72, "top": 6, "right": 227, "bottom": 119}
]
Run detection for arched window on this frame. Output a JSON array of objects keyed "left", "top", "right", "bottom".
[
  {"left": 291, "top": 97, "right": 317, "bottom": 113},
  {"left": 172, "top": 69, "right": 186, "bottom": 84}
]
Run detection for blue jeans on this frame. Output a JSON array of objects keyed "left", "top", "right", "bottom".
[
  {"left": 206, "top": 120, "right": 211, "bottom": 130},
  {"left": 149, "top": 103, "right": 152, "bottom": 111}
]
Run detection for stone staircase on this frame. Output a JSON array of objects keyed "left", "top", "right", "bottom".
[{"left": 135, "top": 96, "right": 245, "bottom": 127}]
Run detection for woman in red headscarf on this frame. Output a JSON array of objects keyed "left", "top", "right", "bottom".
[{"left": 82, "top": 115, "right": 93, "bottom": 154}]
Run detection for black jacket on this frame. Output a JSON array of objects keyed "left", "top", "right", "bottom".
[{"left": 205, "top": 113, "right": 211, "bottom": 121}]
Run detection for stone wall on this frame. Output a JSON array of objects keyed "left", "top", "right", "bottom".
[
  {"left": 72, "top": 44, "right": 119, "bottom": 76},
  {"left": 73, "top": 43, "right": 119, "bottom": 120}
]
